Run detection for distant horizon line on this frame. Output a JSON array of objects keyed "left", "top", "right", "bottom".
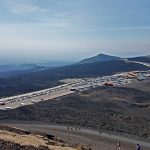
[{"left": 0, "top": 53, "right": 149, "bottom": 66}]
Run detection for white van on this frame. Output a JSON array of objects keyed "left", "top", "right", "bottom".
[{"left": 5, "top": 107, "right": 12, "bottom": 110}]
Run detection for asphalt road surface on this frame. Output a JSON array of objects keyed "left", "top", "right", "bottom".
[
  {"left": 5, "top": 123, "right": 150, "bottom": 150},
  {"left": 0, "top": 87, "right": 74, "bottom": 110}
]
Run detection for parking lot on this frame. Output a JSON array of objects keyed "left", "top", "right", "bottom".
[
  {"left": 0, "top": 84, "right": 74, "bottom": 110},
  {"left": 0, "top": 70, "right": 150, "bottom": 110}
]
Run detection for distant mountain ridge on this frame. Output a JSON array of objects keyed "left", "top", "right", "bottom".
[
  {"left": 0, "top": 64, "right": 46, "bottom": 79},
  {"left": 78, "top": 53, "right": 150, "bottom": 64},
  {"left": 19, "top": 64, "right": 44, "bottom": 70},
  {"left": 0, "top": 54, "right": 149, "bottom": 79},
  {"left": 0, "top": 59, "right": 149, "bottom": 98},
  {"left": 0, "top": 64, "right": 44, "bottom": 72},
  {"left": 128, "top": 55, "right": 150, "bottom": 64},
  {"left": 78, "top": 54, "right": 121, "bottom": 64}
]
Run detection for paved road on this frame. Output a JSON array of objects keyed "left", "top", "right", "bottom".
[
  {"left": 6, "top": 123, "right": 150, "bottom": 149},
  {"left": 0, "top": 87, "right": 74, "bottom": 110},
  {"left": 124, "top": 59, "right": 150, "bottom": 68}
]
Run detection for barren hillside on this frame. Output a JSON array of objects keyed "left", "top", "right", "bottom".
[{"left": 0, "top": 124, "right": 83, "bottom": 150}]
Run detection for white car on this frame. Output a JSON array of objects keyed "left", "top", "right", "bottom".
[
  {"left": 5, "top": 107, "right": 12, "bottom": 110},
  {"left": 20, "top": 103, "right": 25, "bottom": 106}
]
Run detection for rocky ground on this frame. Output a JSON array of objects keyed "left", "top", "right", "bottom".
[
  {"left": 0, "top": 124, "right": 87, "bottom": 150},
  {"left": 0, "top": 80, "right": 150, "bottom": 138},
  {"left": 124, "top": 79, "right": 150, "bottom": 92}
]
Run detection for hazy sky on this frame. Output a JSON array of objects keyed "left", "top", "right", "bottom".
[{"left": 0, "top": 0, "right": 150, "bottom": 63}]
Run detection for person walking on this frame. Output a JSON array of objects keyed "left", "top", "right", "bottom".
[
  {"left": 136, "top": 144, "right": 142, "bottom": 150},
  {"left": 117, "top": 142, "right": 121, "bottom": 150}
]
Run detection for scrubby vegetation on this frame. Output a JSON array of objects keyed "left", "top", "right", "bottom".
[
  {"left": 0, "top": 86, "right": 150, "bottom": 138},
  {"left": 0, "top": 140, "right": 50, "bottom": 150},
  {"left": 0, "top": 124, "right": 79, "bottom": 150}
]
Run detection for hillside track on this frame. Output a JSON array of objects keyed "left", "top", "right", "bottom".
[{"left": 4, "top": 123, "right": 150, "bottom": 150}]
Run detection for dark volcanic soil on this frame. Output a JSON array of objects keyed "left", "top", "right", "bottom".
[
  {"left": 0, "top": 86, "right": 150, "bottom": 138},
  {"left": 0, "top": 140, "right": 50, "bottom": 150},
  {"left": 124, "top": 80, "right": 150, "bottom": 92}
]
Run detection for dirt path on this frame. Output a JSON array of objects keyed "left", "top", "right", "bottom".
[
  {"left": 0, "top": 129, "right": 76, "bottom": 150},
  {"left": 5, "top": 123, "right": 150, "bottom": 150}
]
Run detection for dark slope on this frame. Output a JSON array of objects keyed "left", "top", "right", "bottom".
[
  {"left": 0, "top": 60, "right": 149, "bottom": 98},
  {"left": 78, "top": 54, "right": 121, "bottom": 64},
  {"left": 0, "top": 64, "right": 44, "bottom": 72},
  {"left": 0, "top": 86, "right": 150, "bottom": 137},
  {"left": 124, "top": 80, "right": 150, "bottom": 92},
  {"left": 0, "top": 64, "right": 46, "bottom": 79},
  {"left": 128, "top": 55, "right": 150, "bottom": 63}
]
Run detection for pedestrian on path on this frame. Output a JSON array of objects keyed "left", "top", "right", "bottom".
[
  {"left": 117, "top": 142, "right": 121, "bottom": 150},
  {"left": 136, "top": 144, "right": 142, "bottom": 150}
]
